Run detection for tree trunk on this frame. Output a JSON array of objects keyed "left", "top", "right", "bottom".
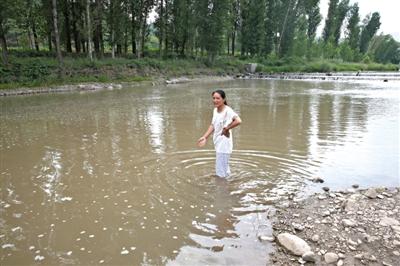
[
  {"left": 140, "top": 16, "right": 146, "bottom": 58},
  {"left": 111, "top": 30, "right": 115, "bottom": 58},
  {"left": 227, "top": 34, "right": 230, "bottom": 55},
  {"left": 51, "top": 0, "right": 64, "bottom": 76},
  {"left": 231, "top": 23, "right": 236, "bottom": 56},
  {"left": 0, "top": 20, "right": 9, "bottom": 65},
  {"left": 86, "top": 0, "right": 93, "bottom": 60},
  {"left": 32, "top": 19, "right": 40, "bottom": 51},
  {"left": 63, "top": 0, "right": 72, "bottom": 53},
  {"left": 72, "top": 2, "right": 81, "bottom": 53},
  {"left": 159, "top": 0, "right": 164, "bottom": 58},
  {"left": 94, "top": 0, "right": 103, "bottom": 58}
]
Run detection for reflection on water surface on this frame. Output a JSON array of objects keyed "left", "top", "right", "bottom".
[{"left": 1, "top": 79, "right": 399, "bottom": 265}]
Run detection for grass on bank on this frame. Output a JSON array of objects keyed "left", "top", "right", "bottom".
[{"left": 0, "top": 52, "right": 398, "bottom": 90}]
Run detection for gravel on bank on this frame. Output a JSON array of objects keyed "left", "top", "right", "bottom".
[
  {"left": 0, "top": 75, "right": 233, "bottom": 97},
  {"left": 268, "top": 186, "right": 400, "bottom": 265}
]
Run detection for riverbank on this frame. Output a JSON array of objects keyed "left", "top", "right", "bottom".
[
  {"left": 1, "top": 54, "right": 398, "bottom": 92},
  {"left": 268, "top": 186, "right": 400, "bottom": 265},
  {"left": 0, "top": 75, "right": 233, "bottom": 96}
]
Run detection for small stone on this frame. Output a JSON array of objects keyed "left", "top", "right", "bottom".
[
  {"left": 311, "top": 235, "right": 320, "bottom": 242},
  {"left": 298, "top": 258, "right": 306, "bottom": 264},
  {"left": 393, "top": 251, "right": 400, "bottom": 256},
  {"left": 302, "top": 251, "right": 316, "bottom": 262},
  {"left": 364, "top": 188, "right": 377, "bottom": 199},
  {"left": 352, "top": 184, "right": 359, "bottom": 189},
  {"left": 377, "top": 194, "right": 385, "bottom": 199},
  {"left": 324, "top": 252, "right": 339, "bottom": 264},
  {"left": 323, "top": 187, "right": 330, "bottom": 192},
  {"left": 322, "top": 211, "right": 331, "bottom": 217},
  {"left": 258, "top": 235, "right": 275, "bottom": 242},
  {"left": 342, "top": 219, "right": 357, "bottom": 227},
  {"left": 354, "top": 254, "right": 363, "bottom": 259},
  {"left": 292, "top": 223, "right": 304, "bottom": 231},
  {"left": 337, "top": 259, "right": 344, "bottom": 266}
]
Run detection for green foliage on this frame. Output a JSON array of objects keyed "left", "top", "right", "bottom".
[
  {"left": 359, "top": 12, "right": 381, "bottom": 53},
  {"left": 368, "top": 34, "right": 400, "bottom": 64}
]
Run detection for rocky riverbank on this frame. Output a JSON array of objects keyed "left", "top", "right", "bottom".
[
  {"left": 0, "top": 75, "right": 233, "bottom": 97},
  {"left": 268, "top": 186, "right": 400, "bottom": 265},
  {"left": 237, "top": 72, "right": 400, "bottom": 82}
]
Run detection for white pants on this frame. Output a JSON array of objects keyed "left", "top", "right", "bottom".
[{"left": 216, "top": 153, "right": 231, "bottom": 178}]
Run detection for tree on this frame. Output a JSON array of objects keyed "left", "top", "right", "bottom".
[
  {"left": 278, "top": 0, "right": 301, "bottom": 57},
  {"left": 359, "top": 12, "right": 381, "bottom": 53},
  {"left": 322, "top": 0, "right": 338, "bottom": 43},
  {"left": 264, "top": 0, "right": 277, "bottom": 55},
  {"left": 332, "top": 0, "right": 349, "bottom": 45},
  {"left": 346, "top": 3, "right": 360, "bottom": 51},
  {"left": 243, "top": 0, "right": 266, "bottom": 56},
  {"left": 0, "top": 0, "right": 23, "bottom": 65},
  {"left": 369, "top": 34, "right": 400, "bottom": 64},
  {"left": 86, "top": 0, "right": 93, "bottom": 60},
  {"left": 93, "top": 0, "right": 104, "bottom": 57},
  {"left": 51, "top": 0, "right": 64, "bottom": 76},
  {"left": 304, "top": 0, "right": 321, "bottom": 48}
]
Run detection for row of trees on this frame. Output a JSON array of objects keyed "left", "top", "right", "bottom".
[{"left": 0, "top": 0, "right": 399, "bottom": 67}]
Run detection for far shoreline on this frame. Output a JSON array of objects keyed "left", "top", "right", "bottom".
[{"left": 1, "top": 71, "right": 400, "bottom": 97}]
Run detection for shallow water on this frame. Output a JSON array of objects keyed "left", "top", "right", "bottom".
[{"left": 1, "top": 79, "right": 399, "bottom": 265}]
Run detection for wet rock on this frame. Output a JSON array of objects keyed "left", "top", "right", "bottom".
[
  {"left": 277, "top": 233, "right": 311, "bottom": 256},
  {"left": 312, "top": 177, "right": 324, "bottom": 183},
  {"left": 324, "top": 252, "right": 339, "bottom": 264}
]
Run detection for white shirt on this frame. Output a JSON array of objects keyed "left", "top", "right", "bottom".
[{"left": 212, "top": 106, "right": 238, "bottom": 154}]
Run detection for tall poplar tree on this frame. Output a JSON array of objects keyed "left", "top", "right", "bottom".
[
  {"left": 359, "top": 12, "right": 381, "bottom": 53},
  {"left": 346, "top": 3, "right": 360, "bottom": 50},
  {"left": 323, "top": 0, "right": 338, "bottom": 43}
]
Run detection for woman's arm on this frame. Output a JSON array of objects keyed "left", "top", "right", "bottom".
[
  {"left": 222, "top": 115, "right": 242, "bottom": 137},
  {"left": 198, "top": 124, "right": 214, "bottom": 146}
]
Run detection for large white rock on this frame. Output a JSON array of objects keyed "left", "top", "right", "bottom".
[
  {"left": 277, "top": 233, "right": 311, "bottom": 256},
  {"left": 379, "top": 217, "right": 400, "bottom": 226}
]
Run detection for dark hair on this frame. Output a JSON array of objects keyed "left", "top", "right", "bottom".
[{"left": 212, "top": 89, "right": 228, "bottom": 105}]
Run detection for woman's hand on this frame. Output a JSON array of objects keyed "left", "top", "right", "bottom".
[
  {"left": 221, "top": 127, "right": 230, "bottom": 138},
  {"left": 197, "top": 136, "right": 207, "bottom": 147}
]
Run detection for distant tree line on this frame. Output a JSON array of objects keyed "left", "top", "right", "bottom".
[{"left": 0, "top": 0, "right": 399, "bottom": 67}]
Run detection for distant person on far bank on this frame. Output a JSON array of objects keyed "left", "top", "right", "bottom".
[{"left": 197, "top": 90, "right": 242, "bottom": 178}]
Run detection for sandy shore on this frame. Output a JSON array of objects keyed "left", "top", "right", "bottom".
[{"left": 267, "top": 186, "right": 400, "bottom": 265}]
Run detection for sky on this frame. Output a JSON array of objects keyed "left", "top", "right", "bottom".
[{"left": 319, "top": 0, "right": 400, "bottom": 41}]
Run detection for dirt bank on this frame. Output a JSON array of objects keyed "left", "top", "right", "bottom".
[{"left": 268, "top": 187, "right": 400, "bottom": 265}]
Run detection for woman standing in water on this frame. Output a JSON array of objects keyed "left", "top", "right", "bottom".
[{"left": 198, "top": 90, "right": 242, "bottom": 178}]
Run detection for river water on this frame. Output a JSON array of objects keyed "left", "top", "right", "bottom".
[{"left": 1, "top": 79, "right": 399, "bottom": 265}]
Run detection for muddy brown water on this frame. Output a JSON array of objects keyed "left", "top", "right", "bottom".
[{"left": 1, "top": 79, "right": 399, "bottom": 265}]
